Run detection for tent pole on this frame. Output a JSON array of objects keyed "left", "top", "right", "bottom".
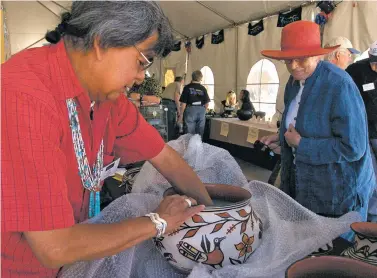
[{"left": 235, "top": 27, "right": 239, "bottom": 93}]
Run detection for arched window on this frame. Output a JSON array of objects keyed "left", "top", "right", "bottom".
[
  {"left": 200, "top": 66, "right": 215, "bottom": 110},
  {"left": 164, "top": 69, "right": 175, "bottom": 87},
  {"left": 354, "top": 49, "right": 370, "bottom": 63},
  {"left": 246, "top": 59, "right": 279, "bottom": 120}
]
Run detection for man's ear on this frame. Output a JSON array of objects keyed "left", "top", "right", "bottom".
[
  {"left": 335, "top": 51, "right": 341, "bottom": 60},
  {"left": 93, "top": 36, "right": 104, "bottom": 61}
]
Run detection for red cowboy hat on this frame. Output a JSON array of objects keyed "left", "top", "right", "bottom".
[{"left": 261, "top": 21, "right": 339, "bottom": 60}]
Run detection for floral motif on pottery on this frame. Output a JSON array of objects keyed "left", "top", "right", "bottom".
[{"left": 152, "top": 184, "right": 263, "bottom": 272}]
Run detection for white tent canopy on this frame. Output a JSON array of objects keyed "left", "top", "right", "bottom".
[
  {"left": 159, "top": 1, "right": 307, "bottom": 39},
  {"left": 3, "top": 1, "right": 377, "bottom": 116}
]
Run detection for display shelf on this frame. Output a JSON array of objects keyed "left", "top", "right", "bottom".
[{"left": 139, "top": 104, "right": 169, "bottom": 142}]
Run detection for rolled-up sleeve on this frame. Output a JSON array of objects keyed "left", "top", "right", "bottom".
[
  {"left": 296, "top": 80, "right": 367, "bottom": 165},
  {"left": 112, "top": 97, "right": 165, "bottom": 165}
]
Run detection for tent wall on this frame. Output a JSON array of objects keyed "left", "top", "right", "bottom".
[
  {"left": 186, "top": 28, "right": 237, "bottom": 109},
  {"left": 2, "top": 1, "right": 64, "bottom": 54},
  {"left": 3, "top": 1, "right": 377, "bottom": 115},
  {"left": 236, "top": 4, "right": 316, "bottom": 115},
  {"left": 166, "top": 3, "right": 317, "bottom": 113},
  {"left": 323, "top": 1, "right": 377, "bottom": 54}
]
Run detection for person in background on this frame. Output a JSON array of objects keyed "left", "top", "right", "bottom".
[
  {"left": 346, "top": 40, "right": 377, "bottom": 222},
  {"left": 162, "top": 76, "right": 184, "bottom": 117},
  {"left": 1, "top": 2, "right": 212, "bottom": 277},
  {"left": 178, "top": 70, "right": 210, "bottom": 137},
  {"left": 260, "top": 21, "right": 375, "bottom": 240},
  {"left": 238, "top": 89, "right": 255, "bottom": 112},
  {"left": 221, "top": 90, "right": 238, "bottom": 116},
  {"left": 324, "top": 36, "right": 360, "bottom": 70},
  {"left": 162, "top": 76, "right": 185, "bottom": 140},
  {"left": 238, "top": 89, "right": 266, "bottom": 119}
]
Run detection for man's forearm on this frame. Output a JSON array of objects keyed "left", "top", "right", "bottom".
[
  {"left": 180, "top": 103, "right": 186, "bottom": 119},
  {"left": 150, "top": 145, "right": 213, "bottom": 205},
  {"left": 175, "top": 93, "right": 181, "bottom": 116},
  {"left": 25, "top": 217, "right": 156, "bottom": 268},
  {"left": 175, "top": 101, "right": 180, "bottom": 116}
]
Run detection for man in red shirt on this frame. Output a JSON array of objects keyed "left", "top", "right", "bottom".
[{"left": 1, "top": 2, "right": 212, "bottom": 277}]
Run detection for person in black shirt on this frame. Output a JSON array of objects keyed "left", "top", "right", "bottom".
[
  {"left": 238, "top": 89, "right": 255, "bottom": 112},
  {"left": 346, "top": 42, "right": 377, "bottom": 146},
  {"left": 179, "top": 70, "right": 210, "bottom": 137},
  {"left": 346, "top": 40, "right": 377, "bottom": 222}
]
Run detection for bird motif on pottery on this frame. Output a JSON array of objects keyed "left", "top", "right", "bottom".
[
  {"left": 177, "top": 235, "right": 226, "bottom": 269},
  {"left": 163, "top": 253, "right": 177, "bottom": 263}
]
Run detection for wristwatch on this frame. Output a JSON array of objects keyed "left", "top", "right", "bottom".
[{"left": 145, "top": 213, "right": 167, "bottom": 238}]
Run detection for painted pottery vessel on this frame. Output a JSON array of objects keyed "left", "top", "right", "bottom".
[
  {"left": 341, "top": 222, "right": 377, "bottom": 265},
  {"left": 286, "top": 256, "right": 377, "bottom": 278},
  {"left": 153, "top": 184, "right": 263, "bottom": 273}
]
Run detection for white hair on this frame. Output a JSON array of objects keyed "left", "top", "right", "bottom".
[{"left": 325, "top": 47, "right": 351, "bottom": 61}]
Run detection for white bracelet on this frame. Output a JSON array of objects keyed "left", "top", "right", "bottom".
[{"left": 145, "top": 213, "right": 167, "bottom": 238}]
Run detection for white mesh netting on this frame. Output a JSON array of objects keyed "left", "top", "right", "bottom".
[{"left": 59, "top": 134, "right": 361, "bottom": 278}]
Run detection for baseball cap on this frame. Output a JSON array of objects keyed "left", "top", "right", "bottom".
[
  {"left": 369, "top": 40, "right": 377, "bottom": 62},
  {"left": 325, "top": 36, "right": 360, "bottom": 54}
]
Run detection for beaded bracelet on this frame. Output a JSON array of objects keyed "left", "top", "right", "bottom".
[{"left": 145, "top": 213, "right": 167, "bottom": 238}]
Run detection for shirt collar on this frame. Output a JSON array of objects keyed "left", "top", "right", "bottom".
[{"left": 48, "top": 40, "right": 87, "bottom": 100}]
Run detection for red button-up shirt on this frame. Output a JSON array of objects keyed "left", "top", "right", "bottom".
[{"left": 1, "top": 41, "right": 165, "bottom": 277}]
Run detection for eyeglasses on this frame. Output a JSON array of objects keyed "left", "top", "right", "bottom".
[
  {"left": 281, "top": 57, "right": 310, "bottom": 65},
  {"left": 133, "top": 45, "right": 154, "bottom": 71}
]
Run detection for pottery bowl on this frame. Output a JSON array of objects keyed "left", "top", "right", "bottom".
[
  {"left": 342, "top": 222, "right": 377, "bottom": 265},
  {"left": 153, "top": 184, "right": 263, "bottom": 273},
  {"left": 286, "top": 256, "right": 377, "bottom": 278}
]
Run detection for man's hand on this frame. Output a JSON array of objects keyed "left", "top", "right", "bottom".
[
  {"left": 24, "top": 194, "right": 205, "bottom": 269},
  {"left": 149, "top": 145, "right": 213, "bottom": 206},
  {"left": 156, "top": 195, "right": 205, "bottom": 234},
  {"left": 260, "top": 133, "right": 279, "bottom": 145},
  {"left": 178, "top": 115, "right": 183, "bottom": 124},
  {"left": 284, "top": 124, "right": 301, "bottom": 148}
]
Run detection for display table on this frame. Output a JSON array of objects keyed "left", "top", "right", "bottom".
[
  {"left": 203, "top": 117, "right": 279, "bottom": 170},
  {"left": 209, "top": 117, "right": 278, "bottom": 147}
]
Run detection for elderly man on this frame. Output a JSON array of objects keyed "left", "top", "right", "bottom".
[
  {"left": 260, "top": 21, "right": 375, "bottom": 239},
  {"left": 1, "top": 2, "right": 212, "bottom": 277},
  {"left": 324, "top": 36, "right": 360, "bottom": 69},
  {"left": 346, "top": 40, "right": 377, "bottom": 222}
]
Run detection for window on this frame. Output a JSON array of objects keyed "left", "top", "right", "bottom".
[
  {"left": 200, "top": 66, "right": 215, "bottom": 110},
  {"left": 354, "top": 48, "right": 370, "bottom": 63},
  {"left": 246, "top": 59, "right": 279, "bottom": 120},
  {"left": 164, "top": 69, "right": 175, "bottom": 87}
]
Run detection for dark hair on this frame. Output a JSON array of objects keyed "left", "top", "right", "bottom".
[
  {"left": 241, "top": 89, "right": 251, "bottom": 103},
  {"left": 45, "top": 1, "right": 174, "bottom": 57},
  {"left": 174, "top": 76, "right": 183, "bottom": 82}
]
